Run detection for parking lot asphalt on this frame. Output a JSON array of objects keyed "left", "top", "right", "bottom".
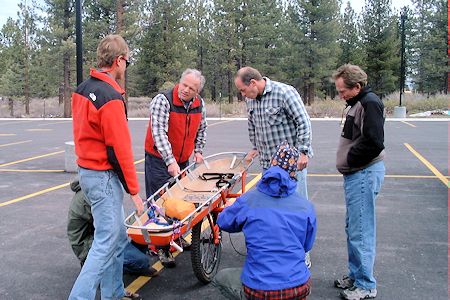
[{"left": 0, "top": 118, "right": 448, "bottom": 300}]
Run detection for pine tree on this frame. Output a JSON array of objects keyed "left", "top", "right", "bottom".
[
  {"left": 0, "top": 18, "right": 26, "bottom": 116},
  {"left": 361, "top": 0, "right": 400, "bottom": 97},
  {"left": 287, "top": 0, "right": 341, "bottom": 104},
  {"left": 133, "top": 0, "right": 193, "bottom": 96},
  {"left": 338, "top": 1, "right": 365, "bottom": 67},
  {"left": 410, "top": 0, "right": 447, "bottom": 94}
]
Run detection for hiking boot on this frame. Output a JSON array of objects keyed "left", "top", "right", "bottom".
[
  {"left": 178, "top": 237, "right": 191, "bottom": 251},
  {"left": 334, "top": 275, "right": 355, "bottom": 289},
  {"left": 340, "top": 286, "right": 377, "bottom": 300},
  {"left": 121, "top": 291, "right": 142, "bottom": 300},
  {"left": 305, "top": 251, "right": 311, "bottom": 269},
  {"left": 157, "top": 249, "right": 176, "bottom": 268}
]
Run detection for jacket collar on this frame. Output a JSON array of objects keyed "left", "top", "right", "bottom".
[
  {"left": 90, "top": 68, "right": 125, "bottom": 95},
  {"left": 346, "top": 86, "right": 372, "bottom": 107}
]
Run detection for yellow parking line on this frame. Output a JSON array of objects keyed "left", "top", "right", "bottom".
[
  {"left": 125, "top": 172, "right": 262, "bottom": 293},
  {"left": 0, "top": 133, "right": 16, "bottom": 136},
  {"left": 0, "top": 150, "right": 64, "bottom": 167},
  {"left": 307, "top": 174, "right": 445, "bottom": 179},
  {"left": 0, "top": 120, "right": 34, "bottom": 126},
  {"left": 0, "top": 169, "right": 65, "bottom": 173},
  {"left": 209, "top": 120, "right": 233, "bottom": 127},
  {"left": 25, "top": 128, "right": 53, "bottom": 132},
  {"left": 401, "top": 121, "right": 416, "bottom": 128},
  {"left": 38, "top": 121, "right": 72, "bottom": 127},
  {"left": 0, "top": 183, "right": 70, "bottom": 208},
  {"left": 134, "top": 159, "right": 144, "bottom": 165},
  {"left": 404, "top": 143, "right": 448, "bottom": 187},
  {"left": 0, "top": 140, "right": 32, "bottom": 148}
]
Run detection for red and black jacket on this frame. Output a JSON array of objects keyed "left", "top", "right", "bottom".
[
  {"left": 145, "top": 85, "right": 203, "bottom": 163},
  {"left": 72, "top": 69, "right": 139, "bottom": 195}
]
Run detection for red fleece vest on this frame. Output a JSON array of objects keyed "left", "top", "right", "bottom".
[{"left": 145, "top": 84, "right": 203, "bottom": 163}]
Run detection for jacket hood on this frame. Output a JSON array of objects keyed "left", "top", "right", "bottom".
[{"left": 257, "top": 166, "right": 297, "bottom": 197}]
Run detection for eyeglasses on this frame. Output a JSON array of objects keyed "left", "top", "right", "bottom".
[
  {"left": 118, "top": 56, "right": 130, "bottom": 68},
  {"left": 123, "top": 58, "right": 130, "bottom": 68}
]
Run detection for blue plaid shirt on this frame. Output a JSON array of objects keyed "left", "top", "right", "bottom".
[{"left": 246, "top": 77, "right": 313, "bottom": 169}]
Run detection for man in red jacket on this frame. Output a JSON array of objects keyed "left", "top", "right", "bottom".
[
  {"left": 144, "top": 68, "right": 207, "bottom": 267},
  {"left": 70, "top": 35, "right": 144, "bottom": 300}
]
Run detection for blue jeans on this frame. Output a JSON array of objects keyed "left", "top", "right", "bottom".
[
  {"left": 123, "top": 242, "right": 150, "bottom": 274},
  {"left": 69, "top": 168, "right": 128, "bottom": 300},
  {"left": 344, "top": 161, "right": 385, "bottom": 290},
  {"left": 296, "top": 168, "right": 308, "bottom": 199}
]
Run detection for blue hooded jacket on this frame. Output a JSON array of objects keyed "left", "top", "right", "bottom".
[{"left": 217, "top": 166, "right": 317, "bottom": 290}]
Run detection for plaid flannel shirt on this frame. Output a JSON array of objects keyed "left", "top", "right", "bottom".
[
  {"left": 243, "top": 278, "right": 311, "bottom": 300},
  {"left": 246, "top": 77, "right": 313, "bottom": 169},
  {"left": 149, "top": 93, "right": 207, "bottom": 165}
]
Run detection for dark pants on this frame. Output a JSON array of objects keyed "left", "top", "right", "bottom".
[
  {"left": 145, "top": 152, "right": 189, "bottom": 252},
  {"left": 144, "top": 152, "right": 189, "bottom": 199}
]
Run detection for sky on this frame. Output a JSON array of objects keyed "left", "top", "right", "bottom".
[{"left": 0, "top": 0, "right": 413, "bottom": 28}]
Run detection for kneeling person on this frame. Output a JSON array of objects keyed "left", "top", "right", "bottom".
[
  {"left": 67, "top": 178, "right": 159, "bottom": 277},
  {"left": 213, "top": 142, "right": 317, "bottom": 300}
]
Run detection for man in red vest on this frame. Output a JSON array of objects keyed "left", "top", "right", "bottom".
[{"left": 144, "top": 68, "right": 207, "bottom": 267}]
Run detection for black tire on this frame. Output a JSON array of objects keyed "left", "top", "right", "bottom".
[{"left": 191, "top": 213, "right": 222, "bottom": 283}]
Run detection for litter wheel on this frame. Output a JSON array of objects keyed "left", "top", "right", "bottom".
[{"left": 191, "top": 213, "right": 221, "bottom": 283}]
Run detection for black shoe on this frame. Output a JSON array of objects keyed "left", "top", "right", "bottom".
[
  {"left": 124, "top": 266, "right": 160, "bottom": 277},
  {"left": 157, "top": 249, "right": 176, "bottom": 268},
  {"left": 121, "top": 291, "right": 142, "bottom": 300},
  {"left": 178, "top": 237, "right": 192, "bottom": 251}
]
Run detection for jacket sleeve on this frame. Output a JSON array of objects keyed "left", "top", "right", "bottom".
[
  {"left": 217, "top": 196, "right": 248, "bottom": 233},
  {"left": 283, "top": 87, "right": 312, "bottom": 155},
  {"left": 303, "top": 206, "right": 317, "bottom": 253},
  {"left": 150, "top": 95, "right": 175, "bottom": 165},
  {"left": 348, "top": 98, "right": 385, "bottom": 168},
  {"left": 247, "top": 104, "right": 257, "bottom": 149},
  {"left": 194, "top": 98, "right": 208, "bottom": 153},
  {"left": 100, "top": 100, "right": 139, "bottom": 195}
]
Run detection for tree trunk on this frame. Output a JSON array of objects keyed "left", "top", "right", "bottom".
[
  {"left": 63, "top": 53, "right": 71, "bottom": 118},
  {"left": 24, "top": 19, "right": 30, "bottom": 115},
  {"left": 302, "top": 81, "right": 308, "bottom": 105},
  {"left": 63, "top": 1, "right": 72, "bottom": 117},
  {"left": 8, "top": 98, "right": 14, "bottom": 117},
  {"left": 116, "top": 0, "right": 127, "bottom": 105},
  {"left": 227, "top": 68, "right": 233, "bottom": 104},
  {"left": 308, "top": 82, "right": 315, "bottom": 105}
]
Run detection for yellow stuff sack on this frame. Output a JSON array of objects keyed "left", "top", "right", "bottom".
[{"left": 163, "top": 197, "right": 196, "bottom": 220}]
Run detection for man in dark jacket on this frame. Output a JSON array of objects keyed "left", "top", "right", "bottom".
[
  {"left": 67, "top": 178, "right": 159, "bottom": 276},
  {"left": 213, "top": 142, "right": 316, "bottom": 300},
  {"left": 332, "top": 64, "right": 385, "bottom": 300}
]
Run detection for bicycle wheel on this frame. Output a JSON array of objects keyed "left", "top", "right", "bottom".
[{"left": 191, "top": 213, "right": 221, "bottom": 283}]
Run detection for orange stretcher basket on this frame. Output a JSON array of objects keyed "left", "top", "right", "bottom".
[{"left": 124, "top": 152, "right": 253, "bottom": 283}]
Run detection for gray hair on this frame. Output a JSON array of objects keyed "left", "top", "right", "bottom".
[{"left": 180, "top": 68, "right": 206, "bottom": 92}]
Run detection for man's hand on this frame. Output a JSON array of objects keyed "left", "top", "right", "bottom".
[
  {"left": 194, "top": 152, "right": 204, "bottom": 164},
  {"left": 297, "top": 153, "right": 308, "bottom": 171},
  {"left": 168, "top": 162, "right": 181, "bottom": 177},
  {"left": 131, "top": 194, "right": 144, "bottom": 216},
  {"left": 245, "top": 149, "right": 259, "bottom": 163}
]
